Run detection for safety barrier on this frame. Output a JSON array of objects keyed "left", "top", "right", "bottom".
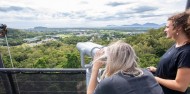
[{"left": 0, "top": 68, "right": 86, "bottom": 94}]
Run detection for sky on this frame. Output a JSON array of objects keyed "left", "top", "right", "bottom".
[{"left": 0, "top": 0, "right": 187, "bottom": 29}]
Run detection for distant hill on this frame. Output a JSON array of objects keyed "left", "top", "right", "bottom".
[
  {"left": 143, "top": 23, "right": 159, "bottom": 27},
  {"left": 123, "top": 23, "right": 141, "bottom": 27},
  {"left": 106, "top": 25, "right": 117, "bottom": 27},
  {"left": 34, "top": 26, "right": 48, "bottom": 29},
  {"left": 107, "top": 23, "right": 165, "bottom": 27},
  {"left": 27, "top": 23, "right": 165, "bottom": 32}
]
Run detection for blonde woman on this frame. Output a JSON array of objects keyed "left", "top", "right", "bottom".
[{"left": 87, "top": 40, "right": 163, "bottom": 94}]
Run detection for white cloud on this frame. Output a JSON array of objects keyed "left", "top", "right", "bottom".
[{"left": 0, "top": 0, "right": 187, "bottom": 29}]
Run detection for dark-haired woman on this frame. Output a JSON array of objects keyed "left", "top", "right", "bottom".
[{"left": 148, "top": 9, "right": 190, "bottom": 94}]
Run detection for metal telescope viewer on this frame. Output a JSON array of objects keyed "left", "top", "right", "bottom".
[
  {"left": 76, "top": 42, "right": 105, "bottom": 86},
  {"left": 76, "top": 42, "right": 104, "bottom": 68}
]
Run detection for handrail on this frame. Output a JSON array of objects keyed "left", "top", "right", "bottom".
[{"left": 0, "top": 68, "right": 86, "bottom": 73}]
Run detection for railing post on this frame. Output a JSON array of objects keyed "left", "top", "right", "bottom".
[
  {"left": 0, "top": 53, "right": 13, "bottom": 94},
  {"left": 7, "top": 73, "right": 18, "bottom": 94}
]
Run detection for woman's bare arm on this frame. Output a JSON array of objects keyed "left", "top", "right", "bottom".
[
  {"left": 155, "top": 68, "right": 190, "bottom": 92},
  {"left": 87, "top": 49, "right": 105, "bottom": 94}
]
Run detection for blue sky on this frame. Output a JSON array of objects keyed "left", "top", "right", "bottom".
[{"left": 0, "top": 0, "right": 187, "bottom": 29}]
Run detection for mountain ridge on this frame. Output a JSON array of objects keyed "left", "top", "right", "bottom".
[{"left": 107, "top": 23, "right": 165, "bottom": 27}]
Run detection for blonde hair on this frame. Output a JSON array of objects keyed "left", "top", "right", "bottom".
[{"left": 101, "top": 40, "right": 143, "bottom": 79}]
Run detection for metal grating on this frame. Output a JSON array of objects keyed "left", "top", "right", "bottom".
[
  {"left": 0, "top": 68, "right": 86, "bottom": 94},
  {"left": 0, "top": 75, "right": 6, "bottom": 94}
]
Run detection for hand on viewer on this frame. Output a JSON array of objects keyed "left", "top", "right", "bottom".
[{"left": 92, "top": 49, "right": 106, "bottom": 70}]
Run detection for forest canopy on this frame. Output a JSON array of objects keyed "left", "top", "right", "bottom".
[{"left": 0, "top": 27, "right": 174, "bottom": 68}]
